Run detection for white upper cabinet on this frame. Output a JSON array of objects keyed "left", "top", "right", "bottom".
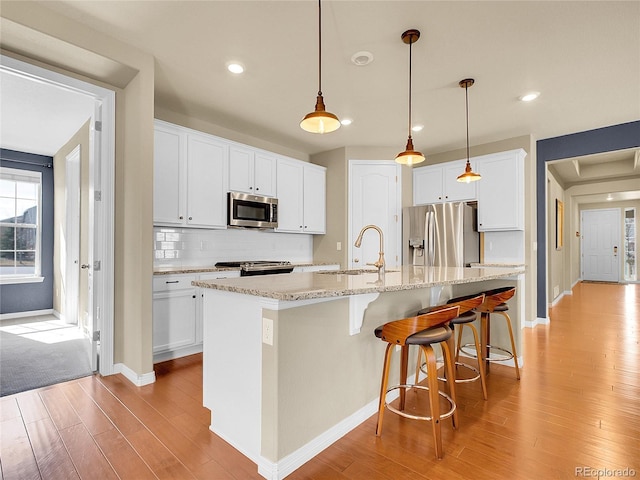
[
  {"left": 229, "top": 146, "right": 276, "bottom": 197},
  {"left": 413, "top": 159, "right": 477, "bottom": 205},
  {"left": 186, "top": 133, "right": 228, "bottom": 228},
  {"left": 475, "top": 149, "right": 526, "bottom": 231},
  {"left": 154, "top": 123, "right": 185, "bottom": 225},
  {"left": 276, "top": 158, "right": 326, "bottom": 234},
  {"left": 153, "top": 120, "right": 228, "bottom": 228}
]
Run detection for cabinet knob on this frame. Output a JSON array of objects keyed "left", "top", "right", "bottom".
[
  {"left": 188, "top": 216, "right": 192, "bottom": 220},
  {"left": 304, "top": 225, "right": 307, "bottom": 229},
  {"left": 255, "top": 187, "right": 259, "bottom": 191},
  {"left": 192, "top": 295, "right": 196, "bottom": 299},
  {"left": 445, "top": 195, "right": 448, "bottom": 199},
  {"left": 249, "top": 186, "right": 253, "bottom": 190},
  {"left": 179, "top": 215, "right": 184, "bottom": 220}
]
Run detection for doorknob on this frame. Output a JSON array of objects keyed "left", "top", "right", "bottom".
[
  {"left": 613, "top": 246, "right": 618, "bottom": 255},
  {"left": 354, "top": 258, "right": 360, "bottom": 263},
  {"left": 81, "top": 264, "right": 90, "bottom": 269}
]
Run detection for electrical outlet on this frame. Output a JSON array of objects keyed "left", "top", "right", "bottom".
[
  {"left": 336, "top": 242, "right": 342, "bottom": 251},
  {"left": 262, "top": 317, "right": 273, "bottom": 345}
]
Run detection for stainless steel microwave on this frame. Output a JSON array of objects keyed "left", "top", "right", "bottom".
[{"left": 227, "top": 191, "right": 278, "bottom": 229}]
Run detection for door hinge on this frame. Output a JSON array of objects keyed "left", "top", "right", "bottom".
[
  {"left": 93, "top": 260, "right": 101, "bottom": 271},
  {"left": 93, "top": 331, "right": 101, "bottom": 341},
  {"left": 94, "top": 191, "right": 102, "bottom": 201},
  {"left": 95, "top": 121, "right": 102, "bottom": 132}
]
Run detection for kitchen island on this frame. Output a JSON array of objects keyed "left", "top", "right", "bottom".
[{"left": 194, "top": 265, "right": 525, "bottom": 480}]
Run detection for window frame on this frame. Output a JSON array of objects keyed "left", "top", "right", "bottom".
[{"left": 0, "top": 166, "right": 44, "bottom": 284}]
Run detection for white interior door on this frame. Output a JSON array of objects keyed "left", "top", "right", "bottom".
[
  {"left": 581, "top": 208, "right": 620, "bottom": 282},
  {"left": 349, "top": 161, "right": 401, "bottom": 269},
  {"left": 64, "top": 146, "right": 81, "bottom": 327}
]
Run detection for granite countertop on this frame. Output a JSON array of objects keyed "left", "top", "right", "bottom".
[
  {"left": 193, "top": 265, "right": 525, "bottom": 301},
  {"left": 153, "top": 262, "right": 339, "bottom": 276}
]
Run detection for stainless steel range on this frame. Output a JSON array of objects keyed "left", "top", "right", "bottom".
[{"left": 215, "top": 261, "right": 294, "bottom": 276}]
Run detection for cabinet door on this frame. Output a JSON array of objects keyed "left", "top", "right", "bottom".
[
  {"left": 152, "top": 289, "right": 197, "bottom": 353},
  {"left": 229, "top": 146, "right": 254, "bottom": 193},
  {"left": 254, "top": 152, "right": 276, "bottom": 197},
  {"left": 413, "top": 166, "right": 444, "bottom": 204},
  {"left": 275, "top": 159, "right": 304, "bottom": 232},
  {"left": 187, "top": 134, "right": 228, "bottom": 228},
  {"left": 443, "top": 160, "right": 477, "bottom": 202},
  {"left": 476, "top": 150, "right": 525, "bottom": 231},
  {"left": 154, "top": 124, "right": 185, "bottom": 225},
  {"left": 303, "top": 165, "right": 326, "bottom": 234}
]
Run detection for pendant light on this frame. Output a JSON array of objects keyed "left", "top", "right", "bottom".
[
  {"left": 456, "top": 78, "right": 482, "bottom": 183},
  {"left": 395, "top": 29, "right": 425, "bottom": 166},
  {"left": 300, "top": 0, "right": 340, "bottom": 134}
]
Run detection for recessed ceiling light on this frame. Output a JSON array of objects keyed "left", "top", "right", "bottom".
[
  {"left": 606, "top": 194, "right": 613, "bottom": 201},
  {"left": 227, "top": 63, "right": 244, "bottom": 74},
  {"left": 411, "top": 124, "right": 424, "bottom": 132},
  {"left": 519, "top": 91, "right": 540, "bottom": 102},
  {"left": 351, "top": 51, "right": 374, "bottom": 66},
  {"left": 340, "top": 118, "right": 353, "bottom": 126}
]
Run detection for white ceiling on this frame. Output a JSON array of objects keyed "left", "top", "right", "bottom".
[{"left": 1, "top": 1, "right": 639, "bottom": 196}]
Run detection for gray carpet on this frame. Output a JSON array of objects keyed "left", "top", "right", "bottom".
[{"left": 0, "top": 323, "right": 93, "bottom": 397}]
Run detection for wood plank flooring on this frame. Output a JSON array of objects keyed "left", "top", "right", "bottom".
[{"left": 1, "top": 282, "right": 638, "bottom": 479}]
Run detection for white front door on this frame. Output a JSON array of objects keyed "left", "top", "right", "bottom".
[
  {"left": 349, "top": 161, "right": 401, "bottom": 269},
  {"left": 581, "top": 208, "right": 620, "bottom": 282}
]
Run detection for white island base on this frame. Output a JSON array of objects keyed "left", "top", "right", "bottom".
[{"left": 198, "top": 266, "right": 525, "bottom": 479}]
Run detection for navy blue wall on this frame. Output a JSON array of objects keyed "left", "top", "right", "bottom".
[
  {"left": 0, "top": 149, "right": 54, "bottom": 314},
  {"left": 536, "top": 121, "right": 640, "bottom": 319}
]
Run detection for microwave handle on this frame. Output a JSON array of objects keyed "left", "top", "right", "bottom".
[{"left": 271, "top": 204, "right": 278, "bottom": 223}]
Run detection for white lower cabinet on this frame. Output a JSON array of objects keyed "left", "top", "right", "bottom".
[{"left": 152, "top": 270, "right": 240, "bottom": 363}]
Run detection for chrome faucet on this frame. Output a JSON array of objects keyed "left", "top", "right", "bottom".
[{"left": 354, "top": 224, "right": 385, "bottom": 275}]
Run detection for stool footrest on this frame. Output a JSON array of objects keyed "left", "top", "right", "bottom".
[
  {"left": 385, "top": 384, "right": 456, "bottom": 422},
  {"left": 460, "top": 343, "right": 515, "bottom": 362},
  {"left": 418, "top": 361, "right": 481, "bottom": 384}
]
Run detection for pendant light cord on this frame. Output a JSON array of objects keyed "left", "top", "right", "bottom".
[
  {"left": 408, "top": 37, "right": 413, "bottom": 140},
  {"left": 465, "top": 83, "right": 470, "bottom": 162},
  {"left": 317, "top": 0, "right": 322, "bottom": 97}
]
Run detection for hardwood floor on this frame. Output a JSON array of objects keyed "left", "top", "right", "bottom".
[{"left": 1, "top": 282, "right": 638, "bottom": 479}]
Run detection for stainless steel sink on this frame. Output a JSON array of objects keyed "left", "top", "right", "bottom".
[{"left": 317, "top": 269, "right": 397, "bottom": 275}]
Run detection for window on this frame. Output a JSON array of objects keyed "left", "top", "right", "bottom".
[{"left": 0, "top": 167, "right": 43, "bottom": 282}]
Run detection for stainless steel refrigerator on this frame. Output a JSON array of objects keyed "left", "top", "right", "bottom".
[{"left": 403, "top": 202, "right": 480, "bottom": 267}]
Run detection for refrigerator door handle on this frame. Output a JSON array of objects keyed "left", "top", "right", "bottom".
[{"left": 426, "top": 211, "right": 435, "bottom": 267}]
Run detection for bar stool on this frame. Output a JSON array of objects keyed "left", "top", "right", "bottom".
[
  {"left": 374, "top": 305, "right": 460, "bottom": 459},
  {"left": 414, "top": 293, "right": 488, "bottom": 400},
  {"left": 461, "top": 286, "right": 520, "bottom": 380}
]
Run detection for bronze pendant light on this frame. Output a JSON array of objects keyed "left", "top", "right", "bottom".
[
  {"left": 395, "top": 29, "right": 425, "bottom": 166},
  {"left": 300, "top": 0, "right": 340, "bottom": 134},
  {"left": 456, "top": 78, "right": 482, "bottom": 183}
]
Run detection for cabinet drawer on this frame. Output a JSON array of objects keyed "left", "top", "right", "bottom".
[
  {"left": 198, "top": 271, "right": 240, "bottom": 281},
  {"left": 153, "top": 274, "right": 197, "bottom": 292}
]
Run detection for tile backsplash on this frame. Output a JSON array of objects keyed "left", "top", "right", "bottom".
[{"left": 154, "top": 227, "right": 314, "bottom": 267}]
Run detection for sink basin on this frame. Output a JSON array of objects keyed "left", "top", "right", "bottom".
[{"left": 318, "top": 269, "right": 397, "bottom": 275}]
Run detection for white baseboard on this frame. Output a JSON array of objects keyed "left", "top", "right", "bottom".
[
  {"left": 255, "top": 392, "right": 399, "bottom": 480},
  {"left": 53, "top": 309, "right": 61, "bottom": 319},
  {"left": 113, "top": 363, "right": 156, "bottom": 387},
  {"left": 525, "top": 317, "right": 550, "bottom": 328},
  {"left": 0, "top": 308, "right": 53, "bottom": 321},
  {"left": 153, "top": 344, "right": 203, "bottom": 364}
]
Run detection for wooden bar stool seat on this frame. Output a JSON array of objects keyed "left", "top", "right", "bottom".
[
  {"left": 415, "top": 293, "right": 488, "bottom": 400},
  {"left": 374, "top": 305, "right": 460, "bottom": 459},
  {"left": 460, "top": 286, "right": 520, "bottom": 380}
]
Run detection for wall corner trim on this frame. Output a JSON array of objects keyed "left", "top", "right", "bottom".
[{"left": 113, "top": 363, "right": 156, "bottom": 386}]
